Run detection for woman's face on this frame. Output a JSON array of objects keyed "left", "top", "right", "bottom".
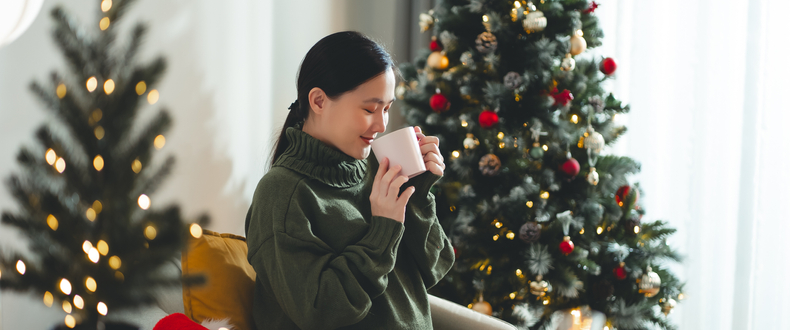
[{"left": 304, "top": 68, "right": 396, "bottom": 160}]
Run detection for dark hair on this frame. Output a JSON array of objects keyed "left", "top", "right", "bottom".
[{"left": 270, "top": 31, "right": 398, "bottom": 167}]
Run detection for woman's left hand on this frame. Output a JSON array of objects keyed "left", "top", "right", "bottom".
[{"left": 414, "top": 126, "right": 445, "bottom": 176}]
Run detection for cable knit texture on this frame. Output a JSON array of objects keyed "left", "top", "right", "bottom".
[{"left": 245, "top": 127, "right": 455, "bottom": 330}]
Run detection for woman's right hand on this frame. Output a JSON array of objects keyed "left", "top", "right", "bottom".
[{"left": 370, "top": 157, "right": 415, "bottom": 223}]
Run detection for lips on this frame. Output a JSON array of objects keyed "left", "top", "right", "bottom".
[{"left": 361, "top": 136, "right": 374, "bottom": 144}]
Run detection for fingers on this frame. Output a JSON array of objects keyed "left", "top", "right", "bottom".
[
  {"left": 388, "top": 175, "right": 409, "bottom": 200},
  {"left": 426, "top": 161, "right": 444, "bottom": 176},
  {"left": 379, "top": 164, "right": 402, "bottom": 197},
  {"left": 418, "top": 135, "right": 439, "bottom": 148},
  {"left": 420, "top": 143, "right": 443, "bottom": 160},
  {"left": 397, "top": 186, "right": 416, "bottom": 206}
]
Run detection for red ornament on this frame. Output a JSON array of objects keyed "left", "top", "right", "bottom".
[
  {"left": 429, "top": 93, "right": 451, "bottom": 113},
  {"left": 559, "top": 236, "right": 574, "bottom": 255},
  {"left": 430, "top": 39, "right": 443, "bottom": 52},
  {"left": 550, "top": 88, "right": 574, "bottom": 106},
  {"left": 560, "top": 158, "right": 581, "bottom": 177},
  {"left": 613, "top": 262, "right": 627, "bottom": 280},
  {"left": 615, "top": 185, "right": 639, "bottom": 207},
  {"left": 478, "top": 110, "right": 499, "bottom": 128},
  {"left": 600, "top": 57, "right": 617, "bottom": 75},
  {"left": 584, "top": 1, "right": 600, "bottom": 14}
]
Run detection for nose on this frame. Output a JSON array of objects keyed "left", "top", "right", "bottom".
[{"left": 371, "top": 110, "right": 387, "bottom": 135}]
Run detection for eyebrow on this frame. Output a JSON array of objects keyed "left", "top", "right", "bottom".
[{"left": 362, "top": 97, "right": 395, "bottom": 105}]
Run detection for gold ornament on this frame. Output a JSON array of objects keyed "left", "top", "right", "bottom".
[
  {"left": 570, "top": 32, "right": 587, "bottom": 55},
  {"left": 427, "top": 51, "right": 449, "bottom": 70},
  {"left": 471, "top": 298, "right": 493, "bottom": 315},
  {"left": 638, "top": 266, "right": 661, "bottom": 297},
  {"left": 522, "top": 2, "right": 547, "bottom": 33},
  {"left": 529, "top": 274, "right": 551, "bottom": 297},
  {"left": 560, "top": 53, "right": 576, "bottom": 71},
  {"left": 660, "top": 298, "right": 676, "bottom": 316}
]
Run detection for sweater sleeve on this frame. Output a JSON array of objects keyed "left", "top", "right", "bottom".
[
  {"left": 401, "top": 171, "right": 456, "bottom": 289},
  {"left": 247, "top": 188, "right": 405, "bottom": 330}
]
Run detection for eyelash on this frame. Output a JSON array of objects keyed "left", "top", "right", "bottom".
[{"left": 364, "top": 108, "right": 389, "bottom": 114}]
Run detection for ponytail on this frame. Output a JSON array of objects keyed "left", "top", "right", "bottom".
[{"left": 270, "top": 100, "right": 307, "bottom": 167}]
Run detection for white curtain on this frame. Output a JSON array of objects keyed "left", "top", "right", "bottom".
[{"left": 593, "top": 0, "right": 790, "bottom": 329}]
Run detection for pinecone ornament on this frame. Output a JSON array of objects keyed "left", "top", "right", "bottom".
[
  {"left": 478, "top": 154, "right": 501, "bottom": 176},
  {"left": 519, "top": 222, "right": 541, "bottom": 243},
  {"left": 475, "top": 32, "right": 497, "bottom": 54}
]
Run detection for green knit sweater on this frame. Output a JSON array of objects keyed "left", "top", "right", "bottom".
[{"left": 245, "top": 127, "right": 455, "bottom": 330}]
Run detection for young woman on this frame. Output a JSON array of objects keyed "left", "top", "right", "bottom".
[{"left": 244, "top": 31, "right": 455, "bottom": 329}]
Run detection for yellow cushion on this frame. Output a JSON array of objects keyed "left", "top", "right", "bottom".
[{"left": 182, "top": 229, "right": 256, "bottom": 330}]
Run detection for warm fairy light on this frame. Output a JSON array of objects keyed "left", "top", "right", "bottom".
[
  {"left": 92, "top": 200, "right": 103, "bottom": 213},
  {"left": 613, "top": 114, "right": 619, "bottom": 122},
  {"left": 580, "top": 228, "right": 585, "bottom": 234},
  {"left": 97, "top": 240, "right": 109, "bottom": 255},
  {"left": 135, "top": 81, "right": 146, "bottom": 95},
  {"left": 62, "top": 300, "right": 72, "bottom": 313},
  {"left": 60, "top": 278, "right": 72, "bottom": 295},
  {"left": 100, "top": 17, "right": 110, "bottom": 30},
  {"left": 85, "top": 277, "right": 97, "bottom": 292},
  {"left": 541, "top": 144, "right": 548, "bottom": 151},
  {"left": 509, "top": 292, "right": 516, "bottom": 299},
  {"left": 44, "top": 291, "right": 54, "bottom": 307},
  {"left": 540, "top": 191, "right": 549, "bottom": 199},
  {"left": 451, "top": 150, "right": 460, "bottom": 159},
  {"left": 47, "top": 214, "right": 59, "bottom": 230},
  {"left": 108, "top": 256, "right": 121, "bottom": 270},
  {"left": 115, "top": 271, "right": 124, "bottom": 281},
  {"left": 101, "top": 0, "right": 112, "bottom": 12},
  {"left": 597, "top": 226, "right": 604, "bottom": 234},
  {"left": 218, "top": 328, "right": 229, "bottom": 330},
  {"left": 493, "top": 234, "right": 500, "bottom": 241},
  {"left": 16, "top": 260, "right": 26, "bottom": 274},
  {"left": 618, "top": 201, "right": 624, "bottom": 207},
  {"left": 494, "top": 220, "right": 503, "bottom": 228},
  {"left": 678, "top": 293, "right": 685, "bottom": 300},
  {"left": 97, "top": 302, "right": 108, "bottom": 315},
  {"left": 190, "top": 223, "right": 203, "bottom": 238},
  {"left": 55, "top": 157, "right": 66, "bottom": 173},
  {"left": 154, "top": 135, "right": 166, "bottom": 149},
  {"left": 82, "top": 241, "right": 93, "bottom": 253},
  {"left": 93, "top": 155, "right": 104, "bottom": 171},
  {"left": 86, "top": 208, "right": 96, "bottom": 221},
  {"left": 482, "top": 15, "right": 489, "bottom": 22},
  {"left": 88, "top": 247, "right": 100, "bottom": 263},
  {"left": 571, "top": 114, "right": 579, "bottom": 124},
  {"left": 86, "top": 77, "right": 97, "bottom": 92},
  {"left": 92, "top": 109, "right": 103, "bottom": 122},
  {"left": 138, "top": 194, "right": 151, "bottom": 210},
  {"left": 526, "top": 201, "right": 533, "bottom": 208},
  {"left": 144, "top": 225, "right": 157, "bottom": 240},
  {"left": 65, "top": 315, "right": 76, "bottom": 328},
  {"left": 103, "top": 79, "right": 115, "bottom": 94},
  {"left": 543, "top": 298, "right": 550, "bottom": 305},
  {"left": 506, "top": 231, "right": 515, "bottom": 240},
  {"left": 634, "top": 226, "right": 641, "bottom": 234},
  {"left": 46, "top": 149, "right": 57, "bottom": 165},
  {"left": 571, "top": 309, "right": 581, "bottom": 317},
  {"left": 576, "top": 29, "right": 584, "bottom": 37},
  {"left": 148, "top": 89, "right": 159, "bottom": 104},
  {"left": 461, "top": 120, "right": 468, "bottom": 127},
  {"left": 514, "top": 1, "right": 521, "bottom": 8},
  {"left": 486, "top": 265, "right": 492, "bottom": 275},
  {"left": 73, "top": 295, "right": 84, "bottom": 309},
  {"left": 132, "top": 158, "right": 142, "bottom": 173},
  {"left": 515, "top": 269, "right": 523, "bottom": 276},
  {"left": 604, "top": 327, "right": 609, "bottom": 330},
  {"left": 94, "top": 126, "right": 105, "bottom": 140},
  {"left": 499, "top": 142, "right": 505, "bottom": 149},
  {"left": 56, "top": 84, "right": 67, "bottom": 98},
  {"left": 497, "top": 132, "right": 505, "bottom": 139}
]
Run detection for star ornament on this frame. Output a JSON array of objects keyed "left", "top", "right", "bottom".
[{"left": 584, "top": 2, "right": 599, "bottom": 14}]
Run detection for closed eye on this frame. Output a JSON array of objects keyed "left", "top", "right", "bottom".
[{"left": 364, "top": 108, "right": 374, "bottom": 114}]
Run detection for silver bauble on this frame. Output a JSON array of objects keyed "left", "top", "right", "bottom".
[
  {"left": 638, "top": 266, "right": 661, "bottom": 298},
  {"left": 560, "top": 54, "right": 576, "bottom": 71}
]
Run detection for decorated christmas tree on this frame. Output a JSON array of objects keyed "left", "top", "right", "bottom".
[
  {"left": 398, "top": 1, "right": 683, "bottom": 329},
  {"left": 0, "top": 0, "right": 204, "bottom": 328}
]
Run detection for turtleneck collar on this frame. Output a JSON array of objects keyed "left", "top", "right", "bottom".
[{"left": 273, "top": 127, "right": 367, "bottom": 188}]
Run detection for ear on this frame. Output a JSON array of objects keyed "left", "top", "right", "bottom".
[{"left": 308, "top": 87, "right": 327, "bottom": 115}]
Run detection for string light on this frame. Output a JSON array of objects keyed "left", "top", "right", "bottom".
[
  {"left": 482, "top": 15, "right": 489, "bottom": 22},
  {"left": 135, "top": 81, "right": 146, "bottom": 95},
  {"left": 43, "top": 291, "right": 54, "bottom": 307},
  {"left": 86, "top": 77, "right": 97, "bottom": 92},
  {"left": 597, "top": 226, "right": 604, "bottom": 234},
  {"left": 73, "top": 295, "right": 84, "bottom": 309},
  {"left": 60, "top": 278, "right": 72, "bottom": 295},
  {"left": 509, "top": 292, "right": 516, "bottom": 299},
  {"left": 543, "top": 297, "right": 550, "bottom": 305},
  {"left": 62, "top": 300, "right": 72, "bottom": 313},
  {"left": 93, "top": 155, "right": 104, "bottom": 171},
  {"left": 506, "top": 231, "right": 515, "bottom": 240},
  {"left": 461, "top": 120, "right": 468, "bottom": 127},
  {"left": 449, "top": 205, "right": 456, "bottom": 212},
  {"left": 16, "top": 260, "right": 25, "bottom": 274},
  {"left": 526, "top": 201, "right": 533, "bottom": 208},
  {"left": 493, "top": 220, "right": 503, "bottom": 228},
  {"left": 93, "top": 200, "right": 103, "bottom": 213},
  {"left": 56, "top": 84, "right": 67, "bottom": 98},
  {"left": 132, "top": 158, "right": 142, "bottom": 173},
  {"left": 571, "top": 114, "right": 579, "bottom": 124},
  {"left": 493, "top": 234, "right": 500, "bottom": 241},
  {"left": 138, "top": 194, "right": 151, "bottom": 210},
  {"left": 47, "top": 214, "right": 59, "bottom": 230},
  {"left": 92, "top": 109, "right": 103, "bottom": 122},
  {"left": 108, "top": 256, "right": 121, "bottom": 270},
  {"left": 498, "top": 142, "right": 505, "bottom": 149},
  {"left": 97, "top": 240, "right": 109, "bottom": 255},
  {"left": 144, "top": 225, "right": 157, "bottom": 240},
  {"left": 115, "top": 271, "right": 124, "bottom": 282},
  {"left": 85, "top": 277, "right": 97, "bottom": 292},
  {"left": 486, "top": 265, "right": 492, "bottom": 275},
  {"left": 147, "top": 89, "right": 159, "bottom": 104},
  {"left": 497, "top": 132, "right": 505, "bottom": 139},
  {"left": 97, "top": 302, "right": 108, "bottom": 316},
  {"left": 65, "top": 315, "right": 76, "bottom": 328},
  {"left": 580, "top": 228, "right": 585, "bottom": 234},
  {"left": 576, "top": 29, "right": 584, "bottom": 37},
  {"left": 86, "top": 208, "right": 96, "bottom": 221},
  {"left": 451, "top": 150, "right": 460, "bottom": 159},
  {"left": 101, "top": 0, "right": 112, "bottom": 12},
  {"left": 634, "top": 226, "right": 640, "bottom": 234},
  {"left": 540, "top": 191, "right": 550, "bottom": 199},
  {"left": 541, "top": 144, "right": 548, "bottom": 151},
  {"left": 190, "top": 223, "right": 203, "bottom": 238},
  {"left": 94, "top": 126, "right": 105, "bottom": 140},
  {"left": 55, "top": 157, "right": 66, "bottom": 173},
  {"left": 99, "top": 17, "right": 110, "bottom": 30},
  {"left": 103, "top": 79, "right": 115, "bottom": 94},
  {"left": 46, "top": 149, "right": 57, "bottom": 165},
  {"left": 515, "top": 269, "right": 522, "bottom": 276},
  {"left": 88, "top": 247, "right": 100, "bottom": 263},
  {"left": 82, "top": 241, "right": 93, "bottom": 253},
  {"left": 154, "top": 135, "right": 166, "bottom": 149}
]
